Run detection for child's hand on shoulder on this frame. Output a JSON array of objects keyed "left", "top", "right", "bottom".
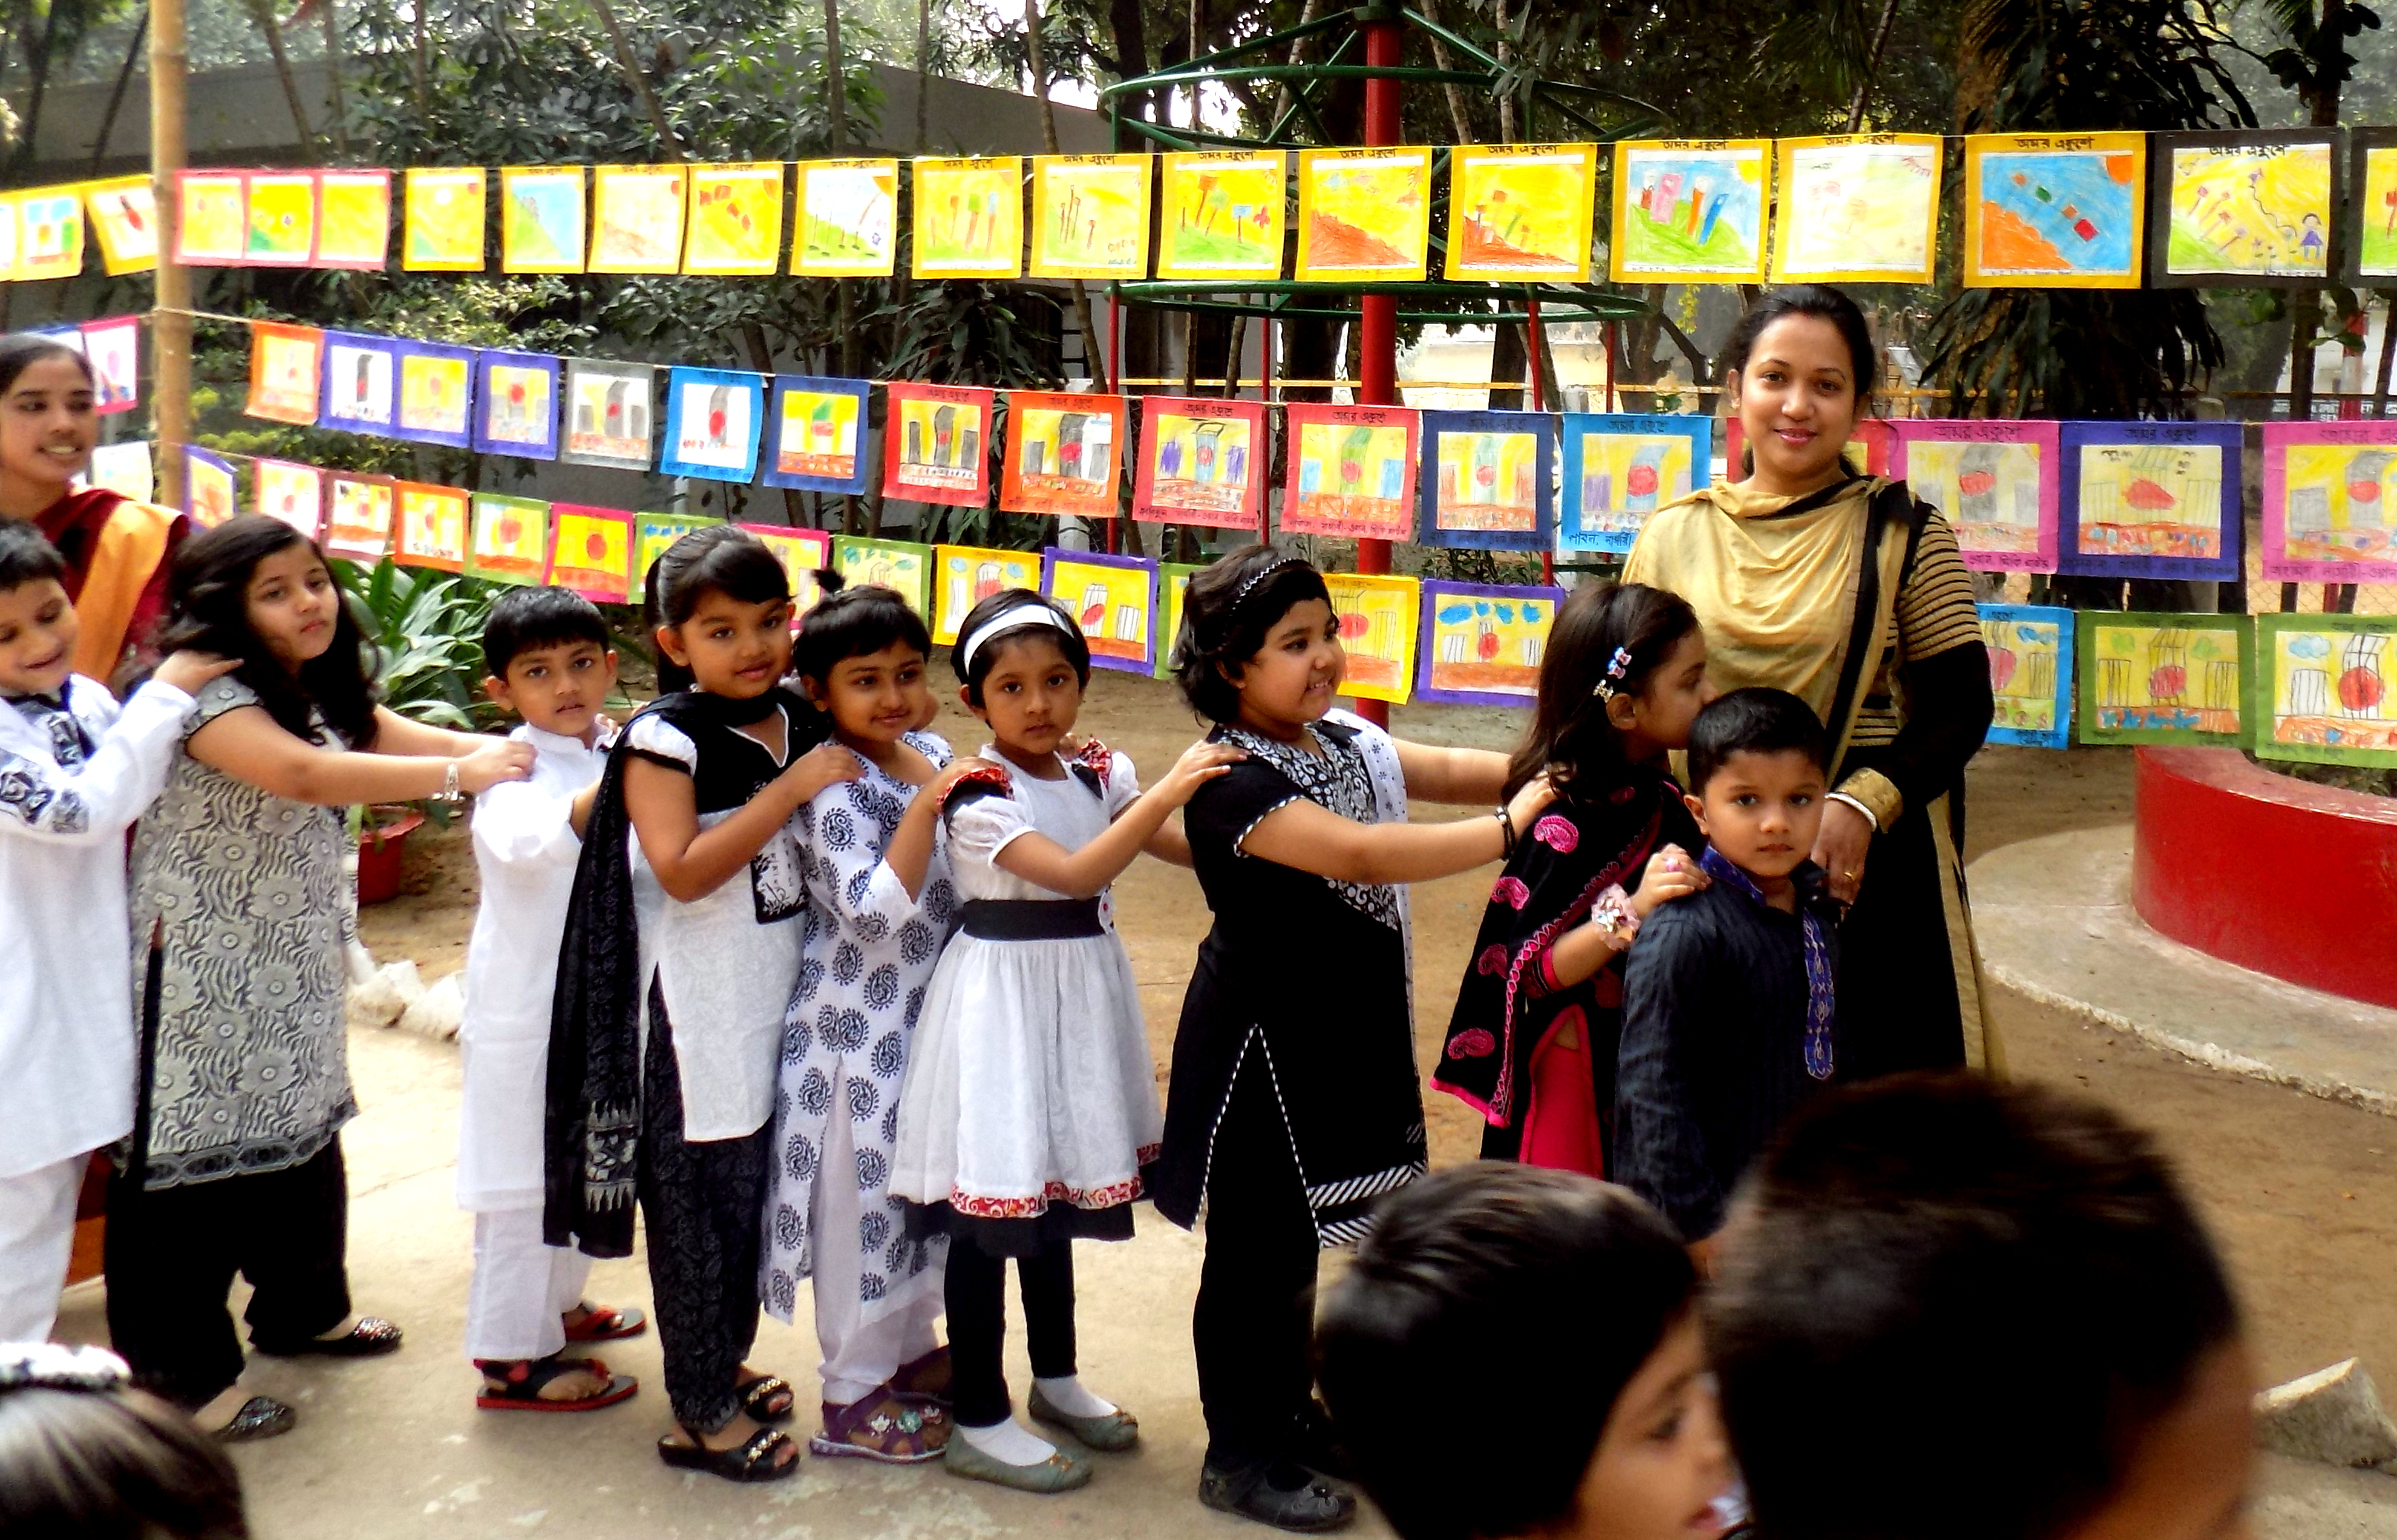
[
  {"left": 1503, "top": 770, "right": 1558, "bottom": 835},
  {"left": 1629, "top": 843, "right": 1708, "bottom": 917},
  {"left": 459, "top": 737, "right": 538, "bottom": 792},
  {"left": 1153, "top": 738, "right": 1245, "bottom": 808},
  {"left": 152, "top": 650, "right": 242, "bottom": 696},
  {"left": 785, "top": 741, "right": 866, "bottom": 803}
]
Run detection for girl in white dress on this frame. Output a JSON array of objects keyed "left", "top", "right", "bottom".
[{"left": 892, "top": 591, "right": 1239, "bottom": 1493}]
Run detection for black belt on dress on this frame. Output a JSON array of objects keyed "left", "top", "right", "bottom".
[{"left": 958, "top": 897, "right": 1105, "bottom": 940}]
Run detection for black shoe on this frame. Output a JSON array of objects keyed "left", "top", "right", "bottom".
[
  {"left": 1199, "top": 1458, "right": 1356, "bottom": 1532},
  {"left": 1292, "top": 1399, "right": 1353, "bottom": 1482},
  {"left": 253, "top": 1316, "right": 404, "bottom": 1358},
  {"left": 211, "top": 1395, "right": 297, "bottom": 1443}
]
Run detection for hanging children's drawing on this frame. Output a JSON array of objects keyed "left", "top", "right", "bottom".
[
  {"left": 2352, "top": 129, "right": 2397, "bottom": 282},
  {"left": 78, "top": 316, "right": 136, "bottom": 414},
  {"left": 1724, "top": 415, "right": 1893, "bottom": 478},
  {"left": 2254, "top": 613, "right": 2397, "bottom": 768},
  {"left": 1153, "top": 561, "right": 1201, "bottom": 680},
  {"left": 83, "top": 177, "right": 157, "bottom": 275},
  {"left": 2260, "top": 420, "right": 2397, "bottom": 583},
  {"left": 1280, "top": 402, "right": 1421, "bottom": 541},
  {"left": 473, "top": 350, "right": 560, "bottom": 460},
  {"left": 794, "top": 159, "right": 899, "bottom": 277},
  {"left": 737, "top": 523, "right": 834, "bottom": 622},
  {"left": 1770, "top": 135, "right": 1944, "bottom": 284},
  {"left": 881, "top": 382, "right": 995, "bottom": 507},
  {"left": 395, "top": 481, "right": 471, "bottom": 573},
  {"left": 560, "top": 359, "right": 655, "bottom": 471},
  {"left": 1445, "top": 143, "right": 1595, "bottom": 281},
  {"left": 932, "top": 544, "right": 1042, "bottom": 646},
  {"left": 1416, "top": 581, "right": 1561, "bottom": 708},
  {"left": 762, "top": 375, "right": 871, "bottom": 494},
  {"left": 254, "top": 460, "right": 324, "bottom": 541},
  {"left": 184, "top": 450, "right": 238, "bottom": 529},
  {"left": 833, "top": 535, "right": 932, "bottom": 615},
  {"left": 1323, "top": 572, "right": 1419, "bottom": 705},
  {"left": 1044, "top": 548, "right": 1159, "bottom": 673},
  {"left": 2076, "top": 610, "right": 2251, "bottom": 747},
  {"left": 467, "top": 494, "right": 552, "bottom": 586},
  {"left": 315, "top": 170, "right": 392, "bottom": 269},
  {"left": 1417, "top": 409, "right": 1554, "bottom": 552},
  {"left": 318, "top": 331, "right": 401, "bottom": 437},
  {"left": 2153, "top": 129, "right": 2340, "bottom": 286},
  {"left": 1296, "top": 146, "right": 1433, "bottom": 282},
  {"left": 85, "top": 442, "right": 151, "bottom": 502},
  {"left": 1609, "top": 139, "right": 1771, "bottom": 283},
  {"left": 393, "top": 340, "right": 478, "bottom": 450},
  {"left": 2057, "top": 420, "right": 2242, "bottom": 580},
  {"left": 403, "top": 168, "right": 486, "bottom": 271},
  {"left": 1891, "top": 420, "right": 2060, "bottom": 572},
  {"left": 1558, "top": 414, "right": 1710, "bottom": 553},
  {"left": 1977, "top": 603, "right": 2074, "bottom": 748},
  {"left": 546, "top": 504, "right": 635, "bottom": 601},
  {"left": 325, "top": 471, "right": 394, "bottom": 561},
  {"left": 1157, "top": 151, "right": 1286, "bottom": 281},
  {"left": 635, "top": 512, "right": 712, "bottom": 589},
  {"left": 247, "top": 322, "right": 324, "bottom": 426},
  {"left": 1962, "top": 133, "right": 2146, "bottom": 288},
  {"left": 1131, "top": 396, "right": 1267, "bottom": 529},
  {"left": 658, "top": 367, "right": 765, "bottom": 484},
  {"left": 174, "top": 171, "right": 246, "bottom": 265},
  {"left": 588, "top": 165, "right": 687, "bottom": 274},
  {"left": 682, "top": 162, "right": 786, "bottom": 276},
  {"left": 1030, "top": 154, "right": 1152, "bottom": 280},
  {"left": 911, "top": 157, "right": 1023, "bottom": 279},
  {"left": 501, "top": 166, "right": 589, "bottom": 273},
  {"left": 243, "top": 172, "right": 317, "bottom": 266},
  {"left": 1001, "top": 390, "right": 1126, "bottom": 519}
]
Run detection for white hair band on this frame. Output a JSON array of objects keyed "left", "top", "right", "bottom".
[{"left": 958, "top": 603, "right": 1076, "bottom": 673}]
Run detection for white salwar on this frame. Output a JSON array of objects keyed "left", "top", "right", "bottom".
[
  {"left": 892, "top": 748, "right": 1162, "bottom": 1219},
  {"left": 457, "top": 722, "right": 606, "bottom": 1362},
  {"left": 0, "top": 674, "right": 191, "bottom": 1341}
]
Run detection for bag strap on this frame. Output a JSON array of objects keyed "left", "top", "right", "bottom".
[{"left": 1822, "top": 481, "right": 1924, "bottom": 774}]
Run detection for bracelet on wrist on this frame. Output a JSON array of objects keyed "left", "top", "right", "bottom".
[
  {"left": 1496, "top": 806, "right": 1517, "bottom": 858},
  {"left": 1589, "top": 883, "right": 1641, "bottom": 948}
]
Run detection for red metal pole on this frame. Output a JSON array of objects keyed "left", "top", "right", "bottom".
[
  {"left": 1108, "top": 290, "right": 1122, "bottom": 399},
  {"left": 1352, "top": 13, "right": 1402, "bottom": 727}
]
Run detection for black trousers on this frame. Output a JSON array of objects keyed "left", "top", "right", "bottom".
[
  {"left": 638, "top": 993, "right": 771, "bottom": 1435},
  {"left": 1837, "top": 801, "right": 1969, "bottom": 1082},
  {"left": 1192, "top": 1055, "right": 1323, "bottom": 1470},
  {"left": 104, "top": 1138, "right": 353, "bottom": 1410},
  {"left": 944, "top": 1238, "right": 1078, "bottom": 1427}
]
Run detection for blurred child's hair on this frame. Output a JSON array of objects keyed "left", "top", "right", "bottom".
[
  {"left": 1707, "top": 1073, "right": 2240, "bottom": 1540},
  {"left": 0, "top": 332, "right": 96, "bottom": 397},
  {"left": 1317, "top": 1164, "right": 1696, "bottom": 1540},
  {"left": 1685, "top": 686, "right": 1828, "bottom": 795},
  {"left": 950, "top": 589, "right": 1090, "bottom": 708},
  {"left": 640, "top": 524, "right": 791, "bottom": 695},
  {"left": 791, "top": 581, "right": 932, "bottom": 686},
  {"left": 482, "top": 586, "right": 611, "bottom": 679},
  {"left": 0, "top": 520, "right": 68, "bottom": 593},
  {"left": 1169, "top": 544, "right": 1330, "bottom": 724},
  {"left": 1506, "top": 579, "right": 1701, "bottom": 799},
  {"left": 153, "top": 515, "right": 380, "bottom": 749},
  {"left": 0, "top": 1346, "right": 248, "bottom": 1539}
]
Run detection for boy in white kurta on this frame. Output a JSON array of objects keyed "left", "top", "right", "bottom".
[
  {"left": 0, "top": 523, "right": 228, "bottom": 1342},
  {"left": 459, "top": 587, "right": 641, "bottom": 1409}
]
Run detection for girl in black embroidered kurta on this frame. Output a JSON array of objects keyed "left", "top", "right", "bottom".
[
  {"left": 544, "top": 527, "right": 859, "bottom": 1484},
  {"left": 1433, "top": 582, "right": 1714, "bottom": 1176},
  {"left": 1158, "top": 547, "right": 1556, "bottom": 1534}
]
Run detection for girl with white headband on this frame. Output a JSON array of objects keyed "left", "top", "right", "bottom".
[{"left": 890, "top": 590, "right": 1241, "bottom": 1493}]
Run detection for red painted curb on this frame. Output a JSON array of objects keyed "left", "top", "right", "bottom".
[{"left": 2132, "top": 746, "right": 2397, "bottom": 1010}]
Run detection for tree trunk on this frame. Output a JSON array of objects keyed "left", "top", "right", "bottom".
[
  {"left": 246, "top": 0, "right": 316, "bottom": 152},
  {"left": 8, "top": 0, "right": 66, "bottom": 181},
  {"left": 590, "top": 0, "right": 683, "bottom": 157},
  {"left": 915, "top": 0, "right": 929, "bottom": 149},
  {"left": 88, "top": 5, "right": 148, "bottom": 173},
  {"left": 317, "top": 0, "right": 348, "bottom": 155},
  {"left": 1023, "top": 0, "right": 1107, "bottom": 390},
  {"left": 1491, "top": 0, "right": 1514, "bottom": 143},
  {"left": 1844, "top": 0, "right": 1902, "bottom": 132},
  {"left": 1411, "top": 0, "right": 1473, "bottom": 144},
  {"left": 2290, "top": 0, "right": 2343, "bottom": 425},
  {"left": 1489, "top": 321, "right": 1526, "bottom": 409},
  {"left": 1106, "top": 0, "right": 1153, "bottom": 126},
  {"left": 411, "top": 0, "right": 425, "bottom": 106}
]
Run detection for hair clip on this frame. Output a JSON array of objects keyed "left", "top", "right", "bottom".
[
  {"left": 1232, "top": 552, "right": 1305, "bottom": 606},
  {"left": 1591, "top": 645, "right": 1635, "bottom": 701}
]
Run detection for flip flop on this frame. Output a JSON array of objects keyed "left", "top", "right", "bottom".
[
  {"left": 476, "top": 1355, "right": 639, "bottom": 1412},
  {"left": 561, "top": 1303, "right": 647, "bottom": 1342},
  {"left": 738, "top": 1373, "right": 796, "bottom": 1424}
]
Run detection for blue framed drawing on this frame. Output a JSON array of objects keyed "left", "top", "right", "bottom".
[
  {"left": 762, "top": 374, "right": 873, "bottom": 494},
  {"left": 659, "top": 367, "right": 766, "bottom": 485},
  {"left": 1416, "top": 409, "right": 1554, "bottom": 552},
  {"left": 1559, "top": 413, "right": 1711, "bottom": 553},
  {"left": 390, "top": 338, "right": 478, "bottom": 450},
  {"left": 318, "top": 330, "right": 402, "bottom": 438},
  {"left": 1978, "top": 602, "right": 2075, "bottom": 748},
  {"left": 473, "top": 349, "right": 561, "bottom": 460}
]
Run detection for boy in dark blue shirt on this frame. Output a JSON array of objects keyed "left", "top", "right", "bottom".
[{"left": 1614, "top": 688, "right": 1840, "bottom": 1241}]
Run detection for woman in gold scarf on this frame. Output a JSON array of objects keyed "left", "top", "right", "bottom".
[{"left": 1624, "top": 285, "right": 2000, "bottom": 1080}]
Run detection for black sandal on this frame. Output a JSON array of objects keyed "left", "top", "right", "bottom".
[
  {"left": 211, "top": 1395, "right": 297, "bottom": 1443},
  {"left": 657, "top": 1424, "right": 800, "bottom": 1483},
  {"left": 738, "top": 1374, "right": 796, "bottom": 1424},
  {"left": 254, "top": 1317, "right": 403, "bottom": 1359},
  {"left": 476, "top": 1356, "right": 639, "bottom": 1412}
]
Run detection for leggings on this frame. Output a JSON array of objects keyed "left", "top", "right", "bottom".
[{"left": 944, "top": 1238, "right": 1077, "bottom": 1428}]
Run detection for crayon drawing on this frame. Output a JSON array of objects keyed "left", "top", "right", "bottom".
[
  {"left": 763, "top": 376, "right": 869, "bottom": 495},
  {"left": 1001, "top": 391, "right": 1125, "bottom": 520},
  {"left": 2256, "top": 615, "right": 2397, "bottom": 768},
  {"left": 254, "top": 461, "right": 324, "bottom": 542},
  {"left": 912, "top": 157, "right": 1023, "bottom": 279},
  {"left": 634, "top": 512, "right": 711, "bottom": 590},
  {"left": 1724, "top": 415, "right": 1895, "bottom": 478},
  {"left": 1296, "top": 148, "right": 1432, "bottom": 281},
  {"left": 2261, "top": 422, "right": 2397, "bottom": 582},
  {"left": 85, "top": 442, "right": 152, "bottom": 503},
  {"left": 548, "top": 505, "right": 634, "bottom": 602},
  {"left": 1042, "top": 549, "right": 1157, "bottom": 672},
  {"left": 82, "top": 317, "right": 139, "bottom": 411},
  {"left": 1891, "top": 421, "right": 2060, "bottom": 573},
  {"left": 83, "top": 177, "right": 157, "bottom": 275},
  {"left": 1157, "top": 152, "right": 1284, "bottom": 281},
  {"left": 396, "top": 344, "right": 476, "bottom": 448},
  {"left": 319, "top": 333, "right": 399, "bottom": 436},
  {"left": 2158, "top": 133, "right": 2335, "bottom": 284},
  {"left": 1609, "top": 140, "right": 1769, "bottom": 282},
  {"left": 1445, "top": 144, "right": 1595, "bottom": 280},
  {"left": 737, "top": 524, "right": 834, "bottom": 622},
  {"left": 1030, "top": 155, "right": 1151, "bottom": 279},
  {"left": 1323, "top": 572, "right": 1419, "bottom": 705},
  {"left": 1419, "top": 411, "right": 1552, "bottom": 552},
  {"left": 1559, "top": 415, "right": 1709, "bottom": 554},
  {"left": 1416, "top": 581, "right": 1561, "bottom": 708},
  {"left": 588, "top": 166, "right": 687, "bottom": 274},
  {"left": 1131, "top": 396, "right": 1266, "bottom": 530},
  {"left": 501, "top": 166, "right": 587, "bottom": 274},
  {"left": 561, "top": 360, "right": 654, "bottom": 471},
  {"left": 185, "top": 451, "right": 238, "bottom": 530},
  {"left": 468, "top": 494, "right": 551, "bottom": 586},
  {"left": 247, "top": 323, "right": 324, "bottom": 426},
  {"left": 1281, "top": 403, "right": 1421, "bottom": 541},
  {"left": 683, "top": 163, "right": 785, "bottom": 276},
  {"left": 2358, "top": 140, "right": 2397, "bottom": 279},
  {"left": 175, "top": 172, "right": 246, "bottom": 264},
  {"left": 474, "top": 350, "right": 560, "bottom": 460},
  {"left": 659, "top": 368, "right": 764, "bottom": 484},
  {"left": 325, "top": 474, "right": 393, "bottom": 561},
  {"left": 932, "top": 544, "right": 1042, "bottom": 646},
  {"left": 1153, "top": 563, "right": 1200, "bottom": 680},
  {"left": 1964, "top": 134, "right": 2144, "bottom": 287},
  {"left": 315, "top": 171, "right": 391, "bottom": 267},
  {"left": 2077, "top": 611, "right": 2249, "bottom": 746},
  {"left": 834, "top": 537, "right": 931, "bottom": 616},
  {"left": 882, "top": 383, "right": 995, "bottom": 507},
  {"left": 794, "top": 160, "right": 898, "bottom": 277},
  {"left": 395, "top": 483, "right": 469, "bottom": 573},
  {"left": 1771, "top": 135, "right": 1943, "bottom": 284},
  {"left": 404, "top": 168, "right": 486, "bottom": 271},
  {"left": 243, "top": 173, "right": 316, "bottom": 264},
  {"left": 2061, "top": 423, "right": 2240, "bottom": 579},
  {"left": 1978, "top": 604, "right": 2073, "bottom": 748}
]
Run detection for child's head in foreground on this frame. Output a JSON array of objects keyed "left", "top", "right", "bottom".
[
  {"left": 482, "top": 586, "right": 617, "bottom": 743},
  {"left": 1708, "top": 1073, "right": 2249, "bottom": 1540},
  {"left": 1171, "top": 544, "right": 1337, "bottom": 732},
  {"left": 951, "top": 588, "right": 1091, "bottom": 763},
  {"left": 0, "top": 1343, "right": 248, "bottom": 1539},
  {"left": 0, "top": 521, "right": 76, "bottom": 696},
  {"left": 1682, "top": 687, "right": 1828, "bottom": 887},
  {"left": 1317, "top": 1164, "right": 1735, "bottom": 1540}
]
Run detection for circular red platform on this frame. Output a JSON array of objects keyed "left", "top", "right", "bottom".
[{"left": 2133, "top": 747, "right": 2397, "bottom": 1010}]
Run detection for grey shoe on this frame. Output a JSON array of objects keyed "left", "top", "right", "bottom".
[
  {"left": 945, "top": 1428, "right": 1093, "bottom": 1493},
  {"left": 1027, "top": 1383, "right": 1140, "bottom": 1452},
  {"left": 1198, "top": 1459, "right": 1356, "bottom": 1532}
]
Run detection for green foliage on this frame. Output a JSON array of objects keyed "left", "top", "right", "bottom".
[{"left": 335, "top": 556, "right": 499, "bottom": 729}]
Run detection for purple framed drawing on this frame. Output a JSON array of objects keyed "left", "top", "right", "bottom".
[
  {"left": 391, "top": 339, "right": 478, "bottom": 449},
  {"left": 318, "top": 330, "right": 402, "bottom": 438},
  {"left": 1414, "top": 579, "right": 1563, "bottom": 708},
  {"left": 474, "top": 349, "right": 561, "bottom": 460},
  {"left": 2058, "top": 420, "right": 2242, "bottom": 581}
]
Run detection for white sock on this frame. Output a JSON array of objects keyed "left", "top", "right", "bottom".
[
  {"left": 958, "top": 1417, "right": 1058, "bottom": 1467},
  {"left": 1034, "top": 1375, "right": 1116, "bottom": 1418}
]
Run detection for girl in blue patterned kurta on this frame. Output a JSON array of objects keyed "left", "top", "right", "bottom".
[{"left": 765, "top": 583, "right": 979, "bottom": 1464}]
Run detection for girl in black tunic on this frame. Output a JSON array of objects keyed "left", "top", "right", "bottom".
[{"left": 1159, "top": 546, "right": 1555, "bottom": 1533}]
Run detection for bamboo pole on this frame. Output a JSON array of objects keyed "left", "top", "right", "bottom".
[{"left": 151, "top": 0, "right": 192, "bottom": 510}]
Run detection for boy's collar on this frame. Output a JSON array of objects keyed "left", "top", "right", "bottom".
[{"left": 1699, "top": 847, "right": 1835, "bottom": 911}]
